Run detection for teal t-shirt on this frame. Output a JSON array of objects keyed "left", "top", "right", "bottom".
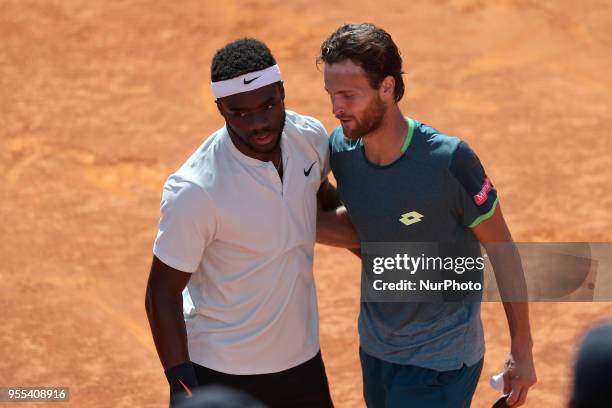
[{"left": 330, "top": 118, "right": 498, "bottom": 371}]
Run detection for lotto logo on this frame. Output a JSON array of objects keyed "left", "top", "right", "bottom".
[{"left": 399, "top": 211, "right": 424, "bottom": 226}]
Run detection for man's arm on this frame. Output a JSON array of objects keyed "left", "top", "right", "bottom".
[
  {"left": 472, "top": 203, "right": 537, "bottom": 407},
  {"left": 145, "top": 255, "right": 192, "bottom": 369},
  {"left": 145, "top": 255, "right": 197, "bottom": 402},
  {"left": 316, "top": 178, "right": 360, "bottom": 251}
]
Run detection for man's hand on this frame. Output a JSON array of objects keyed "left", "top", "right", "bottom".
[
  {"left": 316, "top": 178, "right": 360, "bottom": 248},
  {"left": 317, "top": 205, "right": 360, "bottom": 248},
  {"left": 502, "top": 347, "right": 537, "bottom": 406}
]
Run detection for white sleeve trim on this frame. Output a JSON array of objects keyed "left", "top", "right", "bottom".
[{"left": 152, "top": 247, "right": 199, "bottom": 274}]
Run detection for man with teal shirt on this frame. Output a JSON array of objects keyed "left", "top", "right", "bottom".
[{"left": 317, "top": 24, "right": 537, "bottom": 407}]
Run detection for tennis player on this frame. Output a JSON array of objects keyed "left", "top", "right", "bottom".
[
  {"left": 145, "top": 38, "right": 355, "bottom": 408},
  {"left": 318, "top": 23, "right": 537, "bottom": 408}
]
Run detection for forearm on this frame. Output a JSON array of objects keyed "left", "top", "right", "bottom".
[
  {"left": 145, "top": 290, "right": 190, "bottom": 370},
  {"left": 316, "top": 206, "right": 360, "bottom": 248},
  {"left": 317, "top": 180, "right": 343, "bottom": 211},
  {"left": 485, "top": 243, "right": 533, "bottom": 348},
  {"left": 502, "top": 301, "right": 533, "bottom": 352}
]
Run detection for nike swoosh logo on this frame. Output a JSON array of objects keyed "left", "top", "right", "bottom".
[
  {"left": 243, "top": 76, "right": 261, "bottom": 85},
  {"left": 178, "top": 379, "right": 193, "bottom": 398},
  {"left": 304, "top": 161, "right": 317, "bottom": 176}
]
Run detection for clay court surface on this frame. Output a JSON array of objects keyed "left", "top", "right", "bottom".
[{"left": 2, "top": 0, "right": 612, "bottom": 406}]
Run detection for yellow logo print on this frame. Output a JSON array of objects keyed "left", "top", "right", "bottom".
[{"left": 399, "top": 211, "right": 424, "bottom": 226}]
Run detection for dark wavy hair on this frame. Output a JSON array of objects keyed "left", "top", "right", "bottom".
[
  {"left": 318, "top": 23, "right": 405, "bottom": 102},
  {"left": 211, "top": 38, "right": 277, "bottom": 82}
]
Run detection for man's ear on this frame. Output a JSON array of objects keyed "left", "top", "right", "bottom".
[
  {"left": 380, "top": 76, "right": 395, "bottom": 101},
  {"left": 216, "top": 99, "right": 226, "bottom": 118},
  {"left": 278, "top": 82, "right": 286, "bottom": 101}
]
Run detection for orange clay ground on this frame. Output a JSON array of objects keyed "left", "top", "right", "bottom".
[{"left": 1, "top": 1, "right": 612, "bottom": 406}]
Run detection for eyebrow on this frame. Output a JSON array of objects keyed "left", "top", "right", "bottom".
[
  {"left": 324, "top": 88, "right": 355, "bottom": 95},
  {"left": 228, "top": 96, "right": 279, "bottom": 111}
]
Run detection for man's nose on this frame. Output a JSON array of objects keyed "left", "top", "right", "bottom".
[
  {"left": 331, "top": 96, "right": 345, "bottom": 117},
  {"left": 248, "top": 111, "right": 271, "bottom": 131}
]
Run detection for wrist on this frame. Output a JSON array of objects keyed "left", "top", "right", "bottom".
[
  {"left": 510, "top": 336, "right": 534, "bottom": 357},
  {"left": 164, "top": 362, "right": 198, "bottom": 397}
]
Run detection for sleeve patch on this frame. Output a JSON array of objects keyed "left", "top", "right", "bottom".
[
  {"left": 449, "top": 141, "right": 498, "bottom": 227},
  {"left": 474, "top": 177, "right": 493, "bottom": 206}
]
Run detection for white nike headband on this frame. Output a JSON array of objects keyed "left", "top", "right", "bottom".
[{"left": 211, "top": 64, "right": 283, "bottom": 100}]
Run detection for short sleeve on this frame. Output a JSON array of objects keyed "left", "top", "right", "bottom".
[
  {"left": 298, "top": 114, "right": 330, "bottom": 182},
  {"left": 329, "top": 127, "right": 341, "bottom": 156},
  {"left": 449, "top": 141, "right": 498, "bottom": 228},
  {"left": 152, "top": 176, "right": 217, "bottom": 273}
]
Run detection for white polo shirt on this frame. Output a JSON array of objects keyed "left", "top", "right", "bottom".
[{"left": 153, "top": 110, "right": 330, "bottom": 374}]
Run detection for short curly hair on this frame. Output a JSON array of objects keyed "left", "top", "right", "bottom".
[
  {"left": 211, "top": 38, "right": 277, "bottom": 82},
  {"left": 318, "top": 23, "right": 405, "bottom": 102}
]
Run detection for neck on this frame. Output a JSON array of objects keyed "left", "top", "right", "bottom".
[{"left": 362, "top": 106, "right": 408, "bottom": 166}]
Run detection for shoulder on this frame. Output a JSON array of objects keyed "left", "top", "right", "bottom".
[
  {"left": 329, "top": 126, "right": 360, "bottom": 154},
  {"left": 284, "top": 110, "right": 327, "bottom": 140},
  {"left": 161, "top": 176, "right": 214, "bottom": 214},
  {"left": 414, "top": 122, "right": 494, "bottom": 207},
  {"left": 284, "top": 110, "right": 329, "bottom": 157},
  {"left": 172, "top": 128, "right": 227, "bottom": 190},
  {"left": 413, "top": 121, "right": 460, "bottom": 159},
  {"left": 411, "top": 120, "right": 477, "bottom": 171}
]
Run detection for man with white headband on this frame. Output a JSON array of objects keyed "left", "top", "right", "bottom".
[{"left": 145, "top": 38, "right": 356, "bottom": 407}]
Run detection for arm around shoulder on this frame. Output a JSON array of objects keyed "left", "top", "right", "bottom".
[{"left": 316, "top": 178, "right": 360, "bottom": 249}]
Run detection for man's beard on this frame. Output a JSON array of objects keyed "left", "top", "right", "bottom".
[
  {"left": 247, "top": 125, "right": 283, "bottom": 153},
  {"left": 230, "top": 111, "right": 286, "bottom": 154},
  {"left": 342, "top": 95, "right": 387, "bottom": 140}
]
